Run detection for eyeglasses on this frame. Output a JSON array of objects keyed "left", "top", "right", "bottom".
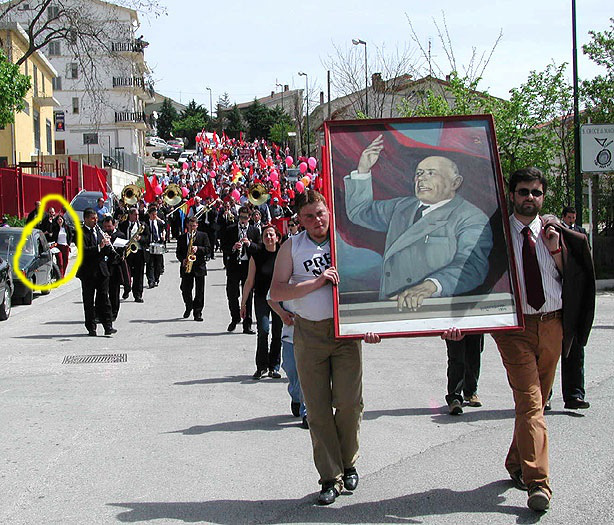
[
  {"left": 288, "top": 223, "right": 297, "bottom": 227},
  {"left": 515, "top": 188, "right": 544, "bottom": 197},
  {"left": 239, "top": 215, "right": 249, "bottom": 220}
]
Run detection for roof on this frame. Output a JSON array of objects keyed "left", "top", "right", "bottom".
[{"left": 222, "top": 88, "right": 303, "bottom": 111}]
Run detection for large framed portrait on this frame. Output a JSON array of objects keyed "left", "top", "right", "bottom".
[{"left": 324, "top": 115, "right": 523, "bottom": 338}]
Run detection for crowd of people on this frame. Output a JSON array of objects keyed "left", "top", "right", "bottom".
[{"left": 20, "top": 132, "right": 596, "bottom": 514}]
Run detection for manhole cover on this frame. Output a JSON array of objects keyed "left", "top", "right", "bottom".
[{"left": 62, "top": 354, "right": 127, "bottom": 364}]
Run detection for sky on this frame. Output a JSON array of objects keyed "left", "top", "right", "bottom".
[{"left": 139, "top": 0, "right": 612, "bottom": 112}]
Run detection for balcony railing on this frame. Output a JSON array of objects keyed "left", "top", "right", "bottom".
[
  {"left": 113, "top": 77, "right": 155, "bottom": 99},
  {"left": 111, "top": 41, "right": 145, "bottom": 53},
  {"left": 115, "top": 111, "right": 147, "bottom": 123}
]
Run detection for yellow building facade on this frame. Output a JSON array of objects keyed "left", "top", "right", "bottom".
[{"left": 0, "top": 23, "right": 59, "bottom": 166}]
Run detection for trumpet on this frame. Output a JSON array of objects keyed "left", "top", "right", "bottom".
[
  {"left": 124, "top": 223, "right": 144, "bottom": 258},
  {"left": 248, "top": 183, "right": 269, "bottom": 206},
  {"left": 223, "top": 209, "right": 235, "bottom": 223},
  {"left": 121, "top": 184, "right": 142, "bottom": 206},
  {"left": 163, "top": 184, "right": 183, "bottom": 206}
]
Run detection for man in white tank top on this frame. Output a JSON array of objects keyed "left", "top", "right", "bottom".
[{"left": 270, "top": 190, "right": 380, "bottom": 506}]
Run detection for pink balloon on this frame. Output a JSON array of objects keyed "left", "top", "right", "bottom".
[
  {"left": 295, "top": 180, "right": 305, "bottom": 193},
  {"left": 182, "top": 162, "right": 189, "bottom": 170},
  {"left": 196, "top": 161, "right": 203, "bottom": 169},
  {"left": 303, "top": 172, "right": 312, "bottom": 181},
  {"left": 209, "top": 170, "right": 216, "bottom": 178},
  {"left": 272, "top": 180, "right": 280, "bottom": 188},
  {"left": 154, "top": 185, "right": 163, "bottom": 195},
  {"left": 307, "top": 157, "right": 317, "bottom": 170},
  {"left": 285, "top": 156, "right": 293, "bottom": 167},
  {"left": 231, "top": 189, "right": 241, "bottom": 201},
  {"left": 299, "top": 162, "right": 308, "bottom": 174},
  {"left": 181, "top": 187, "right": 189, "bottom": 197},
  {"left": 269, "top": 171, "right": 278, "bottom": 183}
]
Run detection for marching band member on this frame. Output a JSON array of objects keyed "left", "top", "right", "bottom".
[
  {"left": 119, "top": 207, "right": 150, "bottom": 303},
  {"left": 102, "top": 216, "right": 128, "bottom": 321},
  {"left": 146, "top": 205, "right": 166, "bottom": 289}
]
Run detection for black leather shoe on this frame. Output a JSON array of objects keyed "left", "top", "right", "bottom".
[
  {"left": 317, "top": 483, "right": 339, "bottom": 505},
  {"left": 301, "top": 416, "right": 309, "bottom": 429},
  {"left": 87, "top": 330, "right": 97, "bottom": 337},
  {"left": 194, "top": 316, "right": 203, "bottom": 322},
  {"left": 148, "top": 283, "right": 155, "bottom": 289},
  {"left": 104, "top": 328, "right": 117, "bottom": 336},
  {"left": 544, "top": 400, "right": 552, "bottom": 411},
  {"left": 183, "top": 308, "right": 192, "bottom": 319},
  {"left": 122, "top": 291, "right": 130, "bottom": 299},
  {"left": 343, "top": 467, "right": 359, "bottom": 491},
  {"left": 268, "top": 370, "right": 282, "bottom": 378},
  {"left": 135, "top": 298, "right": 144, "bottom": 303},
  {"left": 227, "top": 321, "right": 237, "bottom": 332},
  {"left": 243, "top": 328, "right": 256, "bottom": 335},
  {"left": 252, "top": 370, "right": 265, "bottom": 380},
  {"left": 291, "top": 402, "right": 301, "bottom": 417},
  {"left": 564, "top": 398, "right": 590, "bottom": 409}
]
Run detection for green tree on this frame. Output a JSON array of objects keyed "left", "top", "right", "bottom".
[
  {"left": 244, "top": 99, "right": 275, "bottom": 140},
  {"left": 0, "top": 50, "right": 31, "bottom": 127},
  {"left": 157, "top": 98, "right": 177, "bottom": 141},
  {"left": 269, "top": 105, "right": 294, "bottom": 144},
  {"left": 172, "top": 115, "right": 208, "bottom": 147},
  {"left": 217, "top": 92, "right": 231, "bottom": 110},
  {"left": 225, "top": 104, "right": 244, "bottom": 139}
]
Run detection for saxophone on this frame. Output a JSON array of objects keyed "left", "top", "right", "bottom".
[{"left": 184, "top": 233, "right": 196, "bottom": 273}]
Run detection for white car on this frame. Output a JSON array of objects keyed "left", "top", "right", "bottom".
[
  {"left": 147, "top": 136, "right": 167, "bottom": 148},
  {"left": 177, "top": 150, "right": 197, "bottom": 167}
]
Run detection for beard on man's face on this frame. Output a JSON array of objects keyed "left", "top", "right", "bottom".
[{"left": 513, "top": 199, "right": 541, "bottom": 217}]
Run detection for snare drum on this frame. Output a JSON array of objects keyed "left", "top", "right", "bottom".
[{"left": 149, "top": 243, "right": 165, "bottom": 255}]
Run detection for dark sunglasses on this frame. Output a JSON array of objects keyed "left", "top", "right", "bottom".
[
  {"left": 288, "top": 223, "right": 297, "bottom": 227},
  {"left": 515, "top": 188, "right": 544, "bottom": 197}
]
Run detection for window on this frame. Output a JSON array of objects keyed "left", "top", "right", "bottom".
[
  {"left": 72, "top": 97, "right": 79, "bottom": 114},
  {"left": 46, "top": 120, "right": 53, "bottom": 154},
  {"left": 23, "top": 100, "right": 30, "bottom": 116},
  {"left": 33, "top": 65, "right": 38, "bottom": 96},
  {"left": 55, "top": 140, "right": 65, "bottom": 155},
  {"left": 52, "top": 76, "right": 62, "bottom": 91},
  {"left": 33, "top": 110, "right": 41, "bottom": 152},
  {"left": 48, "top": 4, "right": 59, "bottom": 19},
  {"left": 41, "top": 73, "right": 45, "bottom": 95},
  {"left": 66, "top": 62, "right": 78, "bottom": 79},
  {"left": 48, "top": 41, "right": 61, "bottom": 55},
  {"left": 83, "top": 133, "right": 98, "bottom": 145},
  {"left": 69, "top": 29, "right": 77, "bottom": 45}
]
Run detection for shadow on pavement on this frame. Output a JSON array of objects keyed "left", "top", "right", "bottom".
[
  {"left": 43, "top": 320, "right": 84, "bottom": 325},
  {"left": 109, "top": 480, "right": 540, "bottom": 524},
  {"left": 174, "top": 375, "right": 288, "bottom": 386},
  {"left": 166, "top": 332, "right": 231, "bottom": 338},
  {"left": 12, "top": 333, "right": 91, "bottom": 339},
  {"left": 130, "top": 318, "right": 186, "bottom": 324},
  {"left": 168, "top": 414, "right": 301, "bottom": 434}
]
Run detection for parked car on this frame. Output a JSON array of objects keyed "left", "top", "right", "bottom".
[
  {"left": 0, "top": 255, "right": 13, "bottom": 320},
  {"left": 177, "top": 150, "right": 197, "bottom": 167},
  {"left": 0, "top": 227, "right": 60, "bottom": 305},
  {"left": 167, "top": 139, "right": 184, "bottom": 150},
  {"left": 147, "top": 136, "right": 167, "bottom": 148},
  {"left": 69, "top": 190, "right": 116, "bottom": 223}
]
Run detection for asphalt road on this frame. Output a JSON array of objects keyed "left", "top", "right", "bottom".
[{"left": 1, "top": 244, "right": 613, "bottom": 525}]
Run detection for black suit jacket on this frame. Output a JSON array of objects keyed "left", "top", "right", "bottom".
[
  {"left": 220, "top": 223, "right": 261, "bottom": 271},
  {"left": 118, "top": 220, "right": 151, "bottom": 250},
  {"left": 176, "top": 231, "right": 210, "bottom": 277},
  {"left": 543, "top": 215, "right": 595, "bottom": 357},
  {"left": 76, "top": 226, "right": 111, "bottom": 280}
]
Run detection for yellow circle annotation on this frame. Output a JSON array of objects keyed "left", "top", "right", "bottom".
[{"left": 12, "top": 194, "right": 84, "bottom": 292}]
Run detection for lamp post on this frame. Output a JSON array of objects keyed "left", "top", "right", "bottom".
[
  {"left": 298, "top": 71, "right": 309, "bottom": 157},
  {"left": 206, "top": 86, "right": 213, "bottom": 118},
  {"left": 352, "top": 38, "right": 368, "bottom": 117},
  {"left": 276, "top": 82, "right": 286, "bottom": 148}
]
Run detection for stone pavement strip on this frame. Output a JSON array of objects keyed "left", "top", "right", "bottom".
[{"left": 1, "top": 245, "right": 613, "bottom": 524}]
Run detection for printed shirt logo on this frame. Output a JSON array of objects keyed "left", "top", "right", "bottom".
[{"left": 303, "top": 252, "right": 332, "bottom": 276}]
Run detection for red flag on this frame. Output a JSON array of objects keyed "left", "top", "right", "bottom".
[
  {"left": 95, "top": 167, "right": 108, "bottom": 200},
  {"left": 143, "top": 174, "right": 155, "bottom": 203},
  {"left": 257, "top": 152, "right": 266, "bottom": 169},
  {"left": 213, "top": 132, "right": 219, "bottom": 146},
  {"left": 198, "top": 180, "right": 218, "bottom": 200},
  {"left": 204, "top": 136, "right": 210, "bottom": 145},
  {"left": 222, "top": 130, "right": 228, "bottom": 143},
  {"left": 239, "top": 131, "right": 244, "bottom": 145}
]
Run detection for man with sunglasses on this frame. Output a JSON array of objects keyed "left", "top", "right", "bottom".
[{"left": 456, "top": 167, "right": 594, "bottom": 512}]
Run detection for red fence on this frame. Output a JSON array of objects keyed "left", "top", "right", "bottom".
[{"left": 0, "top": 159, "right": 107, "bottom": 218}]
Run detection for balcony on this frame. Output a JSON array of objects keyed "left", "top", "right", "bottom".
[
  {"left": 115, "top": 111, "right": 147, "bottom": 129},
  {"left": 111, "top": 40, "right": 147, "bottom": 53},
  {"left": 113, "top": 77, "right": 156, "bottom": 101}
]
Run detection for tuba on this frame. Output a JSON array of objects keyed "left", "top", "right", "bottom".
[
  {"left": 248, "top": 183, "right": 269, "bottom": 206},
  {"left": 163, "top": 183, "right": 183, "bottom": 206},
  {"left": 121, "top": 184, "right": 142, "bottom": 206}
]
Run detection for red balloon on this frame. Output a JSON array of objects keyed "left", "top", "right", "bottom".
[
  {"left": 181, "top": 187, "right": 189, "bottom": 198},
  {"left": 299, "top": 162, "right": 308, "bottom": 174},
  {"left": 308, "top": 157, "right": 317, "bottom": 170},
  {"left": 295, "top": 180, "right": 305, "bottom": 193},
  {"left": 196, "top": 161, "right": 203, "bottom": 169},
  {"left": 195, "top": 135, "right": 201, "bottom": 143},
  {"left": 154, "top": 185, "right": 163, "bottom": 195},
  {"left": 209, "top": 170, "right": 216, "bottom": 178},
  {"left": 285, "top": 156, "right": 294, "bottom": 167},
  {"left": 182, "top": 162, "right": 189, "bottom": 170}
]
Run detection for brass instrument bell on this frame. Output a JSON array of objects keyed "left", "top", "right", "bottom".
[
  {"left": 121, "top": 184, "right": 142, "bottom": 206},
  {"left": 248, "top": 183, "right": 269, "bottom": 206},
  {"left": 163, "top": 183, "right": 183, "bottom": 206}
]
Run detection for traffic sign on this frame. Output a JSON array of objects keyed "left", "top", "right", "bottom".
[{"left": 580, "top": 124, "right": 614, "bottom": 172}]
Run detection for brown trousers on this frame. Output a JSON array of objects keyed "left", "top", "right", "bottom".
[
  {"left": 293, "top": 316, "right": 363, "bottom": 489},
  {"left": 493, "top": 315, "right": 563, "bottom": 496}
]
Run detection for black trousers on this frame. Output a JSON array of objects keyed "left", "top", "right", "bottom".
[
  {"left": 226, "top": 261, "right": 252, "bottom": 328},
  {"left": 445, "top": 334, "right": 484, "bottom": 404},
  {"left": 127, "top": 250, "right": 145, "bottom": 300},
  {"left": 561, "top": 338, "right": 586, "bottom": 402},
  {"left": 180, "top": 272, "right": 205, "bottom": 316},
  {"left": 146, "top": 253, "right": 164, "bottom": 286},
  {"left": 108, "top": 269, "right": 122, "bottom": 320},
  {"left": 81, "top": 275, "right": 112, "bottom": 331},
  {"left": 254, "top": 294, "right": 282, "bottom": 372}
]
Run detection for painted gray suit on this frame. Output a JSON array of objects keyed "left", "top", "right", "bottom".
[{"left": 344, "top": 174, "right": 493, "bottom": 299}]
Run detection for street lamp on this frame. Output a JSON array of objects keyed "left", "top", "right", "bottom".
[
  {"left": 206, "top": 86, "right": 213, "bottom": 118},
  {"left": 275, "top": 81, "right": 284, "bottom": 112},
  {"left": 298, "top": 71, "right": 310, "bottom": 157},
  {"left": 352, "top": 38, "right": 368, "bottom": 117}
]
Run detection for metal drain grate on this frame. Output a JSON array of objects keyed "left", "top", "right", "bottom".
[{"left": 62, "top": 354, "right": 127, "bottom": 364}]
